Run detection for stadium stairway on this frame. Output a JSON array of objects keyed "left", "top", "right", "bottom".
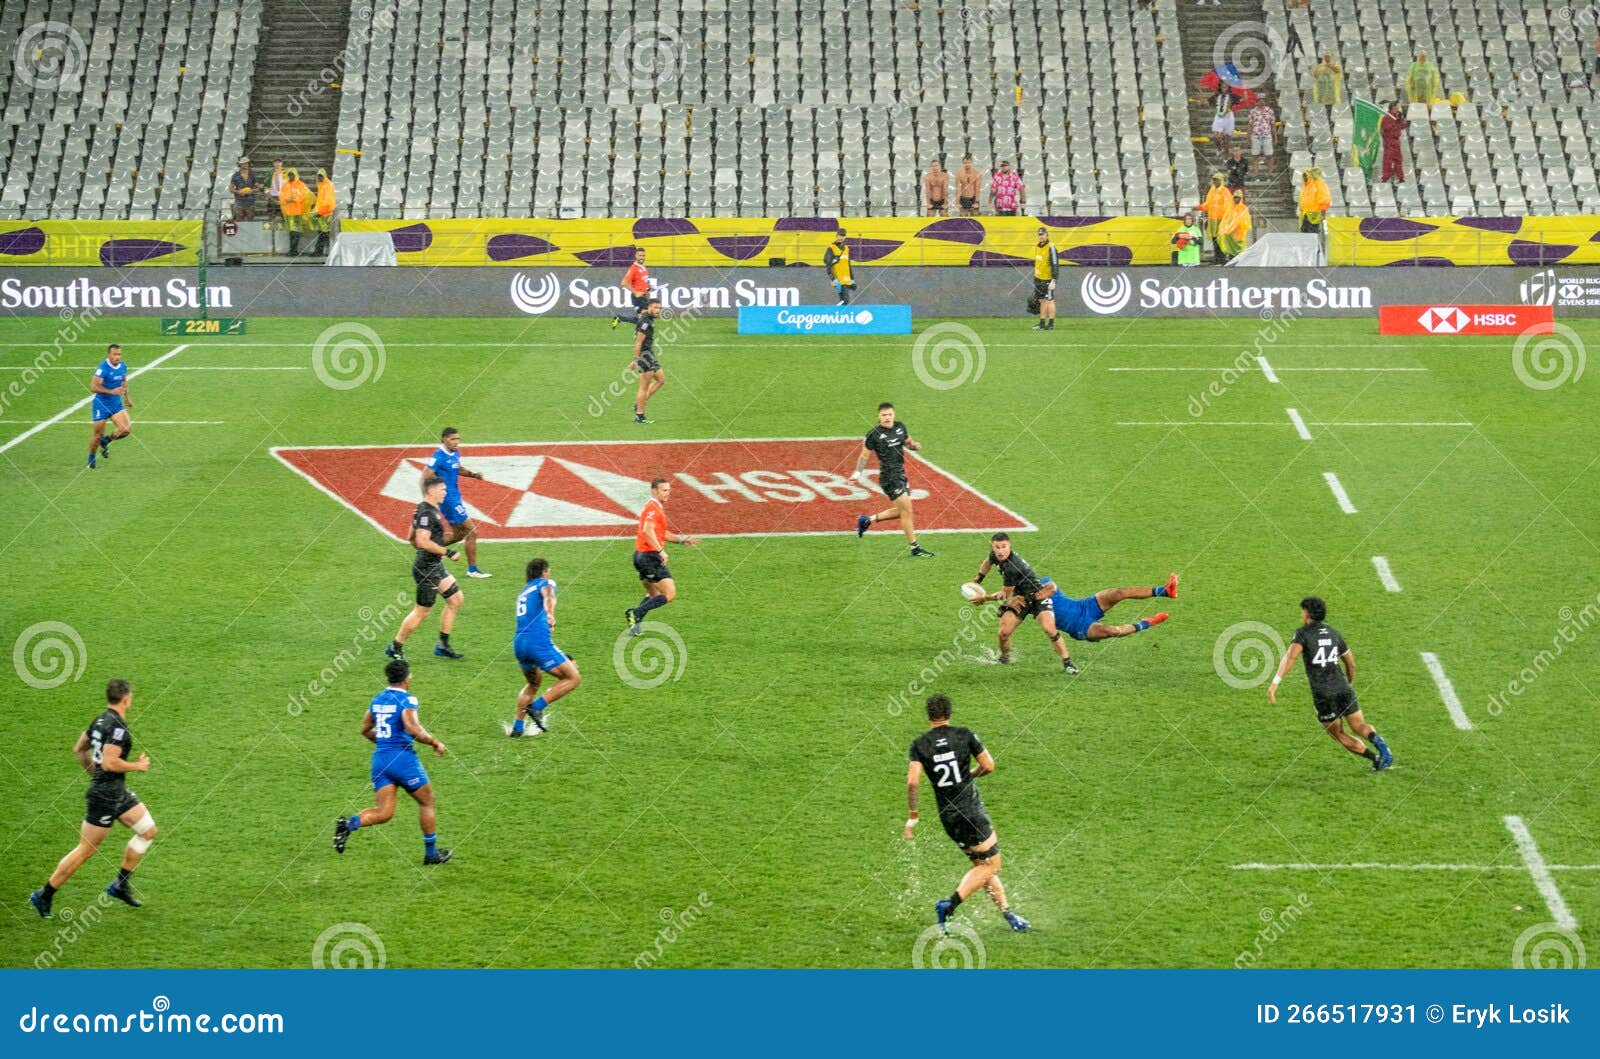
[
  {"left": 241, "top": 0, "right": 353, "bottom": 178},
  {"left": 1175, "top": 4, "right": 1297, "bottom": 225}
]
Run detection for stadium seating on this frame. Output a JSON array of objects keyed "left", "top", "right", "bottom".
[
  {"left": 333, "top": 0, "right": 1199, "bottom": 219},
  {"left": 0, "top": 0, "right": 261, "bottom": 221},
  {"left": 1269, "top": 0, "right": 1600, "bottom": 218}
]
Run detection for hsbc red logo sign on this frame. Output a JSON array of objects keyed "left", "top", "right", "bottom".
[
  {"left": 271, "top": 438, "right": 1033, "bottom": 541},
  {"left": 1379, "top": 304, "right": 1554, "bottom": 336}
]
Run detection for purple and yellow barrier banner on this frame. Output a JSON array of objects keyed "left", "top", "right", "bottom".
[
  {"left": 0, "top": 220, "right": 203, "bottom": 266},
  {"left": 1328, "top": 216, "right": 1600, "bottom": 266}
]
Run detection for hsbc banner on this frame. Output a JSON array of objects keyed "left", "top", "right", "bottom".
[
  {"left": 737, "top": 304, "right": 912, "bottom": 334},
  {"left": 1379, "top": 305, "right": 1555, "bottom": 336},
  {"left": 9, "top": 266, "right": 1600, "bottom": 318}
]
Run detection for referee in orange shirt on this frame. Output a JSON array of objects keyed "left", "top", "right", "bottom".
[
  {"left": 611, "top": 248, "right": 653, "bottom": 328},
  {"left": 624, "top": 477, "right": 699, "bottom": 636}
]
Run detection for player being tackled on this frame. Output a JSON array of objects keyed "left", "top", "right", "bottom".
[{"left": 1268, "top": 596, "right": 1393, "bottom": 771}]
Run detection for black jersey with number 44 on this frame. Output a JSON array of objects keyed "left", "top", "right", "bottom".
[
  {"left": 412, "top": 502, "right": 445, "bottom": 554},
  {"left": 910, "top": 725, "right": 986, "bottom": 817},
  {"left": 865, "top": 421, "right": 910, "bottom": 479},
  {"left": 86, "top": 709, "right": 133, "bottom": 791},
  {"left": 1293, "top": 623, "right": 1351, "bottom": 697}
]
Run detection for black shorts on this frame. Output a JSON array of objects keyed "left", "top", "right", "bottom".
[
  {"left": 1314, "top": 686, "right": 1360, "bottom": 724},
  {"left": 85, "top": 785, "right": 140, "bottom": 827},
  {"left": 881, "top": 474, "right": 910, "bottom": 501},
  {"left": 959, "top": 195, "right": 978, "bottom": 210},
  {"left": 939, "top": 804, "right": 995, "bottom": 852},
  {"left": 632, "top": 293, "right": 651, "bottom": 312},
  {"left": 633, "top": 550, "right": 672, "bottom": 583},
  {"left": 996, "top": 209, "right": 1018, "bottom": 217},
  {"left": 413, "top": 558, "right": 447, "bottom": 606},
  {"left": 634, "top": 351, "right": 660, "bottom": 373},
  {"left": 928, "top": 199, "right": 946, "bottom": 212},
  {"left": 1033, "top": 278, "right": 1056, "bottom": 301}
]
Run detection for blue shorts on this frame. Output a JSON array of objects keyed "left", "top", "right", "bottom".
[
  {"left": 442, "top": 497, "right": 470, "bottom": 525},
  {"left": 1051, "top": 590, "right": 1105, "bottom": 641},
  {"left": 91, "top": 395, "right": 124, "bottom": 422},
  {"left": 370, "top": 749, "right": 429, "bottom": 793},
  {"left": 514, "top": 637, "right": 570, "bottom": 674}
]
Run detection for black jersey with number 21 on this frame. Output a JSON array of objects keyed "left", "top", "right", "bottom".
[{"left": 910, "top": 725, "right": 986, "bottom": 816}]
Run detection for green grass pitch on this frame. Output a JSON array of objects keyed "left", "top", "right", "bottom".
[{"left": 1, "top": 313, "right": 1597, "bottom": 968}]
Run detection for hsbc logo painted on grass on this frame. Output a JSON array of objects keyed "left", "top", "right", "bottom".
[{"left": 271, "top": 438, "right": 1033, "bottom": 542}]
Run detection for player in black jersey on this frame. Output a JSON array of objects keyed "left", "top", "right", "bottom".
[
  {"left": 854, "top": 402, "right": 934, "bottom": 557},
  {"left": 387, "top": 476, "right": 466, "bottom": 661},
  {"left": 904, "top": 694, "right": 1029, "bottom": 934},
  {"left": 1269, "top": 596, "right": 1393, "bottom": 770},
  {"left": 630, "top": 298, "right": 665, "bottom": 424},
  {"left": 30, "top": 680, "right": 157, "bottom": 918}
]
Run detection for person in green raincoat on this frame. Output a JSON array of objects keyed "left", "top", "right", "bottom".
[
  {"left": 1405, "top": 50, "right": 1441, "bottom": 104},
  {"left": 1312, "top": 53, "right": 1343, "bottom": 108}
]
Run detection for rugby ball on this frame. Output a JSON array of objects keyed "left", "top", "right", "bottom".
[{"left": 960, "top": 581, "right": 986, "bottom": 602}]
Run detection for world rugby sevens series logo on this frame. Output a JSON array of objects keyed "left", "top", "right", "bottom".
[
  {"left": 1080, "top": 272, "right": 1132, "bottom": 315},
  {"left": 509, "top": 272, "right": 563, "bottom": 315}
]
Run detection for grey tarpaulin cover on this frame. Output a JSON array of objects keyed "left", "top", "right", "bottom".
[
  {"left": 326, "top": 232, "right": 398, "bottom": 266},
  {"left": 1226, "top": 234, "right": 1325, "bottom": 267}
]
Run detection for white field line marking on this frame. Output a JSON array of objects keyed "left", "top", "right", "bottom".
[
  {"left": 1286, "top": 408, "right": 1312, "bottom": 440},
  {"left": 1419, "top": 651, "right": 1473, "bottom": 730},
  {"left": 0, "top": 340, "right": 1495, "bottom": 351},
  {"left": 1371, "top": 555, "right": 1402, "bottom": 592},
  {"left": 1323, "top": 472, "right": 1357, "bottom": 514},
  {"left": 0, "top": 343, "right": 188, "bottom": 455},
  {"left": 1241, "top": 870, "right": 1600, "bottom": 876},
  {"left": 0, "top": 419, "right": 223, "bottom": 425},
  {"left": 1256, "top": 356, "right": 1280, "bottom": 383},
  {"left": 1117, "top": 420, "right": 1471, "bottom": 427},
  {"left": 1504, "top": 815, "right": 1579, "bottom": 930},
  {"left": 1108, "top": 367, "right": 1428, "bottom": 373},
  {"left": 0, "top": 365, "right": 306, "bottom": 371}
]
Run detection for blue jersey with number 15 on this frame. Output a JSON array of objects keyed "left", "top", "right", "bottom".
[
  {"left": 368, "top": 687, "right": 418, "bottom": 752},
  {"left": 515, "top": 578, "right": 555, "bottom": 643}
]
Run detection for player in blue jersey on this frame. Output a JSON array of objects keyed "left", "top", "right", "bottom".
[
  {"left": 508, "top": 557, "right": 582, "bottom": 737},
  {"left": 428, "top": 427, "right": 490, "bottom": 578},
  {"left": 333, "top": 658, "right": 452, "bottom": 864},
  {"left": 87, "top": 344, "right": 132, "bottom": 469}
]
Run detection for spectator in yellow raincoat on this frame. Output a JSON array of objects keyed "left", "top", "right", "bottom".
[
  {"left": 1405, "top": 50, "right": 1441, "bottom": 104},
  {"left": 1298, "top": 167, "right": 1331, "bottom": 235},
  {"left": 1217, "top": 191, "right": 1252, "bottom": 263},
  {"left": 1200, "top": 173, "right": 1231, "bottom": 263},
  {"left": 278, "top": 167, "right": 311, "bottom": 256},
  {"left": 311, "top": 168, "right": 337, "bottom": 255}
]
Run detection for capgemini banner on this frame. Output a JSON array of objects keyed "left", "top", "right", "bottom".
[{"left": 738, "top": 305, "right": 912, "bottom": 334}]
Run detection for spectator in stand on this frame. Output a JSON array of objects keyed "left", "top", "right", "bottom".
[
  {"left": 1171, "top": 211, "right": 1203, "bottom": 267},
  {"left": 1210, "top": 85, "right": 1236, "bottom": 141},
  {"left": 1312, "top": 53, "right": 1343, "bottom": 110},
  {"left": 1405, "top": 49, "right": 1441, "bottom": 104},
  {"left": 267, "top": 160, "right": 284, "bottom": 215},
  {"left": 955, "top": 155, "right": 983, "bottom": 215},
  {"left": 1225, "top": 144, "right": 1250, "bottom": 190},
  {"left": 1248, "top": 100, "right": 1277, "bottom": 176},
  {"left": 278, "top": 167, "right": 310, "bottom": 255},
  {"left": 1217, "top": 190, "right": 1252, "bottom": 263},
  {"left": 1593, "top": 32, "right": 1600, "bottom": 86},
  {"left": 989, "top": 160, "right": 1024, "bottom": 216},
  {"left": 311, "top": 168, "right": 337, "bottom": 256},
  {"left": 1380, "top": 101, "right": 1408, "bottom": 184},
  {"left": 1298, "top": 166, "right": 1331, "bottom": 235},
  {"left": 923, "top": 160, "right": 949, "bottom": 216},
  {"left": 1201, "top": 172, "right": 1230, "bottom": 262},
  {"left": 229, "top": 158, "right": 258, "bottom": 220}
]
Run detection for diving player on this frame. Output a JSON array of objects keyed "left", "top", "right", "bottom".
[
  {"left": 854, "top": 402, "right": 934, "bottom": 557},
  {"left": 387, "top": 476, "right": 466, "bottom": 660},
  {"left": 334, "top": 658, "right": 452, "bottom": 864},
  {"left": 1268, "top": 596, "right": 1393, "bottom": 771},
  {"left": 509, "top": 557, "right": 582, "bottom": 736},
  {"left": 87, "top": 344, "right": 132, "bottom": 469},
  {"left": 428, "top": 427, "right": 490, "bottom": 578},
  {"left": 904, "top": 694, "right": 1029, "bottom": 934}
]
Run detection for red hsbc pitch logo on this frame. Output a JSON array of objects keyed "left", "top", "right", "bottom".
[{"left": 270, "top": 438, "right": 1034, "bottom": 542}]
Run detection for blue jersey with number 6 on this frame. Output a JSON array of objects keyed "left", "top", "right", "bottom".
[
  {"left": 515, "top": 578, "right": 555, "bottom": 644},
  {"left": 368, "top": 687, "right": 418, "bottom": 751}
]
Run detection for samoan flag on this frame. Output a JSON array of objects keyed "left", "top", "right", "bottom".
[{"left": 1214, "top": 62, "right": 1245, "bottom": 89}]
